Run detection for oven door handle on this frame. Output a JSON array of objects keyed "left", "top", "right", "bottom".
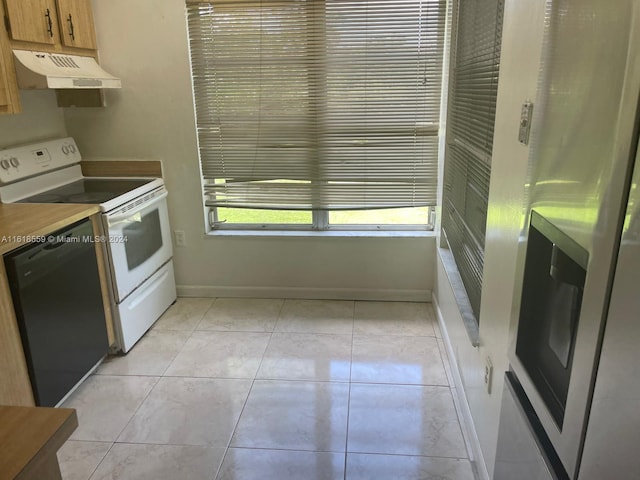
[{"left": 107, "top": 191, "right": 168, "bottom": 223}]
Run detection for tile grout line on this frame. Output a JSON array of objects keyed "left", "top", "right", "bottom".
[
  {"left": 343, "top": 300, "right": 356, "bottom": 480},
  {"left": 71, "top": 299, "right": 474, "bottom": 479},
  {"left": 156, "top": 298, "right": 215, "bottom": 376},
  {"left": 91, "top": 299, "right": 214, "bottom": 477},
  {"left": 112, "top": 374, "right": 163, "bottom": 443},
  {"left": 83, "top": 441, "right": 115, "bottom": 480},
  {"left": 98, "top": 297, "right": 213, "bottom": 377},
  {"left": 77, "top": 373, "right": 162, "bottom": 479},
  {"left": 191, "top": 296, "right": 219, "bottom": 333},
  {"left": 159, "top": 326, "right": 203, "bottom": 378},
  {"left": 212, "top": 297, "right": 286, "bottom": 480},
  {"left": 186, "top": 297, "right": 224, "bottom": 480},
  {"left": 433, "top": 330, "right": 475, "bottom": 462},
  {"left": 71, "top": 298, "right": 210, "bottom": 479},
  {"left": 226, "top": 443, "right": 473, "bottom": 460}
]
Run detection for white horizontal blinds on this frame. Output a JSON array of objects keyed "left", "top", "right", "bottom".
[
  {"left": 441, "top": 0, "right": 504, "bottom": 319},
  {"left": 187, "top": 0, "right": 446, "bottom": 211},
  {"left": 188, "top": 1, "right": 315, "bottom": 209},
  {"left": 322, "top": 0, "right": 445, "bottom": 209}
]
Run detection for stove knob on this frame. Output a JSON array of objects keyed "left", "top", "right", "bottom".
[
  {"left": 69, "top": 144, "right": 77, "bottom": 154},
  {"left": 0, "top": 159, "right": 10, "bottom": 170},
  {"left": 62, "top": 145, "right": 69, "bottom": 155},
  {"left": 9, "top": 157, "right": 19, "bottom": 168}
]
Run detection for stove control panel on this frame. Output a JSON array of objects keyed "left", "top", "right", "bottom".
[{"left": 0, "top": 137, "right": 81, "bottom": 185}]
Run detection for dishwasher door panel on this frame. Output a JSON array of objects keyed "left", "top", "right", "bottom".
[{"left": 5, "top": 219, "right": 108, "bottom": 407}]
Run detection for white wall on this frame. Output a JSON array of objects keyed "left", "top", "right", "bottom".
[
  {"left": 0, "top": 91, "right": 66, "bottom": 148},
  {"left": 434, "top": 0, "right": 547, "bottom": 477},
  {"left": 63, "top": 0, "right": 435, "bottom": 299}
]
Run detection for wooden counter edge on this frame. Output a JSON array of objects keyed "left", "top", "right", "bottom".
[
  {"left": 0, "top": 204, "right": 101, "bottom": 256},
  {"left": 16, "top": 408, "right": 78, "bottom": 480},
  {"left": 0, "top": 406, "right": 77, "bottom": 480}
]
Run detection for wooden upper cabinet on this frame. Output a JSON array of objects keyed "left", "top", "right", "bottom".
[
  {"left": 0, "top": 40, "right": 9, "bottom": 112},
  {"left": 3, "top": 0, "right": 96, "bottom": 52},
  {"left": 0, "top": 0, "right": 19, "bottom": 114},
  {"left": 55, "top": 0, "right": 97, "bottom": 50},
  {"left": 3, "top": 0, "right": 58, "bottom": 45},
  {"left": 0, "top": 0, "right": 99, "bottom": 115},
  {"left": 0, "top": 60, "right": 10, "bottom": 114}
]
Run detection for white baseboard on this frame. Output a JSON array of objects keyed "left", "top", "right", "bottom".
[
  {"left": 433, "top": 295, "right": 490, "bottom": 480},
  {"left": 176, "top": 285, "right": 431, "bottom": 302}
]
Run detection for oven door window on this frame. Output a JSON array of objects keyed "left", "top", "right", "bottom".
[{"left": 123, "top": 209, "right": 163, "bottom": 270}]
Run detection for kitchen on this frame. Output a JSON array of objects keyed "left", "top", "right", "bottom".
[{"left": 0, "top": 0, "right": 638, "bottom": 480}]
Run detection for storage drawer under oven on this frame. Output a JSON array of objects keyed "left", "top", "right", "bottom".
[{"left": 114, "top": 259, "right": 176, "bottom": 352}]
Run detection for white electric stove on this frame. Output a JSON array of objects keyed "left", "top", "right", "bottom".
[{"left": 0, "top": 137, "right": 176, "bottom": 352}]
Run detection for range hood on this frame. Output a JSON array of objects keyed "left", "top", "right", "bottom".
[{"left": 12, "top": 50, "right": 121, "bottom": 89}]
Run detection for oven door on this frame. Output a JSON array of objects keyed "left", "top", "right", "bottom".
[{"left": 105, "top": 188, "right": 173, "bottom": 302}]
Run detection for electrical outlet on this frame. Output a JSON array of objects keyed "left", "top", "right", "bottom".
[
  {"left": 174, "top": 230, "right": 186, "bottom": 247},
  {"left": 484, "top": 357, "right": 493, "bottom": 394}
]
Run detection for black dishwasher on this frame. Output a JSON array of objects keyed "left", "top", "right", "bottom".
[{"left": 4, "top": 218, "right": 108, "bottom": 407}]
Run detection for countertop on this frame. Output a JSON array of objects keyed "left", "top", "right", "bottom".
[
  {"left": 0, "top": 203, "right": 101, "bottom": 255},
  {"left": 0, "top": 406, "right": 77, "bottom": 479}
]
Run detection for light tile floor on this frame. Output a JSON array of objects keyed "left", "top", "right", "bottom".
[{"left": 59, "top": 298, "right": 477, "bottom": 480}]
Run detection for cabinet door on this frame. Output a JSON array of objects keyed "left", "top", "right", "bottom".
[
  {"left": 0, "top": 0, "right": 18, "bottom": 114},
  {"left": 55, "top": 0, "right": 96, "bottom": 50},
  {"left": 0, "top": 43, "right": 9, "bottom": 112},
  {"left": 0, "top": 68, "right": 10, "bottom": 114},
  {"left": 4, "top": 0, "right": 57, "bottom": 45}
]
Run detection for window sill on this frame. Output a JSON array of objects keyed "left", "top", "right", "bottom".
[
  {"left": 437, "top": 246, "right": 481, "bottom": 347},
  {"left": 205, "top": 229, "right": 436, "bottom": 239}
]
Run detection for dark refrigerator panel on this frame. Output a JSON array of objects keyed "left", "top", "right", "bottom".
[{"left": 516, "top": 211, "right": 588, "bottom": 429}]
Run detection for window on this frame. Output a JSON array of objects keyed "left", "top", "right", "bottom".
[
  {"left": 187, "top": 0, "right": 446, "bottom": 231},
  {"left": 441, "top": 0, "right": 505, "bottom": 320}
]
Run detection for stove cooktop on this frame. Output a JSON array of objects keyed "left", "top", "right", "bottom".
[{"left": 17, "top": 178, "right": 151, "bottom": 204}]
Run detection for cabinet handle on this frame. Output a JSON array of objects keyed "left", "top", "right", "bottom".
[
  {"left": 45, "top": 9, "right": 53, "bottom": 37},
  {"left": 67, "top": 14, "right": 75, "bottom": 41}
]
